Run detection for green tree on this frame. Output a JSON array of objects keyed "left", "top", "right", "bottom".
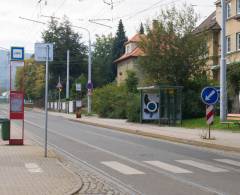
[
  {"left": 138, "top": 5, "right": 209, "bottom": 118},
  {"left": 15, "top": 59, "right": 45, "bottom": 100},
  {"left": 125, "top": 70, "right": 138, "bottom": 93},
  {"left": 42, "top": 17, "right": 87, "bottom": 95},
  {"left": 139, "top": 22, "right": 145, "bottom": 34},
  {"left": 92, "top": 34, "right": 114, "bottom": 87},
  {"left": 112, "top": 19, "right": 128, "bottom": 80},
  {"left": 139, "top": 5, "right": 208, "bottom": 85}
]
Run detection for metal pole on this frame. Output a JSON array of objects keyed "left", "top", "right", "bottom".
[
  {"left": 220, "top": 0, "right": 227, "bottom": 122},
  {"left": 87, "top": 32, "right": 92, "bottom": 114},
  {"left": 58, "top": 75, "right": 61, "bottom": 112},
  {"left": 66, "top": 50, "right": 70, "bottom": 113},
  {"left": 70, "top": 25, "right": 92, "bottom": 114},
  {"left": 44, "top": 45, "right": 49, "bottom": 158}
]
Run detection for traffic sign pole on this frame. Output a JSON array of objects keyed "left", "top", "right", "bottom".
[
  {"left": 201, "top": 87, "right": 219, "bottom": 140},
  {"left": 44, "top": 45, "right": 49, "bottom": 158},
  {"left": 206, "top": 105, "right": 214, "bottom": 139}
]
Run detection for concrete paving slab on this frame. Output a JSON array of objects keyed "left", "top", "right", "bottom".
[{"left": 0, "top": 143, "right": 82, "bottom": 195}]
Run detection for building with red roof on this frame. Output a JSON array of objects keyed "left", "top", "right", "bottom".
[{"left": 114, "top": 34, "right": 145, "bottom": 85}]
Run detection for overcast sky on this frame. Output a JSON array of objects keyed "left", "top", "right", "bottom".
[{"left": 0, "top": 0, "right": 216, "bottom": 52}]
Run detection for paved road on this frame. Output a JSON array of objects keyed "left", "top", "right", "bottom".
[{"left": 1, "top": 105, "right": 240, "bottom": 195}]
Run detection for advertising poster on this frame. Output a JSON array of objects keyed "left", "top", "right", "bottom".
[
  {"left": 10, "top": 91, "right": 24, "bottom": 119},
  {"left": 142, "top": 93, "right": 159, "bottom": 120}
]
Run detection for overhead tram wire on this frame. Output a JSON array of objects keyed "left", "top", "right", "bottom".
[
  {"left": 113, "top": 0, "right": 182, "bottom": 21},
  {"left": 52, "top": 0, "right": 68, "bottom": 15}
]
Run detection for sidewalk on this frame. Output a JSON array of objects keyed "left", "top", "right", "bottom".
[
  {"left": 46, "top": 110, "right": 240, "bottom": 153},
  {"left": 0, "top": 139, "right": 82, "bottom": 195}
]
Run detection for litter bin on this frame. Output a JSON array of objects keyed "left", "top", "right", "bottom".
[{"left": 0, "top": 118, "right": 10, "bottom": 140}]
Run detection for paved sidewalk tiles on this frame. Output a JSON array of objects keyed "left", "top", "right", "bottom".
[{"left": 0, "top": 143, "right": 82, "bottom": 195}]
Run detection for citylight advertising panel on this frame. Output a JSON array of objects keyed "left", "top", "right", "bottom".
[{"left": 10, "top": 91, "right": 24, "bottom": 119}]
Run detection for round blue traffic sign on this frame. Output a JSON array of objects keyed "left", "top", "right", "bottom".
[
  {"left": 86, "top": 82, "right": 93, "bottom": 90},
  {"left": 201, "top": 87, "right": 219, "bottom": 105}
]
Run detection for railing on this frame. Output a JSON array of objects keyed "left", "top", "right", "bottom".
[{"left": 48, "top": 100, "right": 76, "bottom": 113}]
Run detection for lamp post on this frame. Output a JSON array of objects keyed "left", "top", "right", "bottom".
[
  {"left": 72, "top": 25, "right": 92, "bottom": 114},
  {"left": 220, "top": 0, "right": 227, "bottom": 121}
]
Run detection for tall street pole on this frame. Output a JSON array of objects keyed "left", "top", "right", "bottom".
[
  {"left": 72, "top": 25, "right": 92, "bottom": 114},
  {"left": 44, "top": 45, "right": 49, "bottom": 158},
  {"left": 58, "top": 75, "right": 61, "bottom": 111},
  {"left": 220, "top": 0, "right": 227, "bottom": 121},
  {"left": 87, "top": 32, "right": 92, "bottom": 114},
  {"left": 66, "top": 50, "right": 70, "bottom": 113}
]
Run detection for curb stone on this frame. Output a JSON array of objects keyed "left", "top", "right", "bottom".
[{"left": 68, "top": 118, "right": 240, "bottom": 153}]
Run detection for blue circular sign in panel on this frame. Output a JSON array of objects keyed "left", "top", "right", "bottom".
[{"left": 201, "top": 87, "right": 219, "bottom": 105}]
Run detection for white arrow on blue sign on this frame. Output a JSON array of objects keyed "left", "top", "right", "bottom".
[{"left": 201, "top": 87, "right": 219, "bottom": 105}]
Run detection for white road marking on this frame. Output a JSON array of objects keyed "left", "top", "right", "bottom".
[
  {"left": 24, "top": 119, "right": 228, "bottom": 195},
  {"left": 101, "top": 161, "right": 144, "bottom": 175},
  {"left": 25, "top": 163, "right": 43, "bottom": 173},
  {"left": 144, "top": 161, "right": 192, "bottom": 174},
  {"left": 214, "top": 159, "right": 240, "bottom": 167},
  {"left": 176, "top": 160, "right": 228, "bottom": 173}
]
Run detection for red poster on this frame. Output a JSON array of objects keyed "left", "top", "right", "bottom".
[{"left": 10, "top": 91, "right": 24, "bottom": 119}]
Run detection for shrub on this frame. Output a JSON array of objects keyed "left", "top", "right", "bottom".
[
  {"left": 182, "top": 77, "right": 210, "bottom": 119},
  {"left": 93, "top": 83, "right": 127, "bottom": 118},
  {"left": 126, "top": 93, "right": 140, "bottom": 122}
]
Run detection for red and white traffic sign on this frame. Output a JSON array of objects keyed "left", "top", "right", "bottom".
[{"left": 206, "top": 105, "right": 214, "bottom": 125}]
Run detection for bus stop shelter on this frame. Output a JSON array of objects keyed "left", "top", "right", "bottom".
[{"left": 138, "top": 85, "right": 183, "bottom": 126}]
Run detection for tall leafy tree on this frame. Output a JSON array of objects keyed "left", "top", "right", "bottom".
[
  {"left": 138, "top": 5, "right": 209, "bottom": 118},
  {"left": 138, "top": 5, "right": 208, "bottom": 86},
  {"left": 112, "top": 19, "right": 128, "bottom": 80},
  {"left": 92, "top": 34, "right": 114, "bottom": 87},
  {"left": 15, "top": 58, "right": 45, "bottom": 100},
  {"left": 42, "top": 17, "right": 87, "bottom": 94}
]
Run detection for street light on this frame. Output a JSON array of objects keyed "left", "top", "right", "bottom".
[
  {"left": 220, "top": 0, "right": 227, "bottom": 121},
  {"left": 72, "top": 25, "right": 92, "bottom": 114}
]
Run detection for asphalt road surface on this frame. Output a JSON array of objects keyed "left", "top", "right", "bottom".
[{"left": 1, "top": 104, "right": 240, "bottom": 195}]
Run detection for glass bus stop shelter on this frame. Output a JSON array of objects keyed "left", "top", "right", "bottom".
[{"left": 138, "top": 85, "right": 183, "bottom": 126}]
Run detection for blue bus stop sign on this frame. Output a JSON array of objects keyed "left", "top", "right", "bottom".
[{"left": 201, "top": 87, "right": 219, "bottom": 105}]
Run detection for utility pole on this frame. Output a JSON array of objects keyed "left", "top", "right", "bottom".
[
  {"left": 220, "top": 0, "right": 227, "bottom": 121},
  {"left": 66, "top": 50, "right": 70, "bottom": 113},
  {"left": 88, "top": 33, "right": 92, "bottom": 114},
  {"left": 58, "top": 75, "right": 61, "bottom": 112}
]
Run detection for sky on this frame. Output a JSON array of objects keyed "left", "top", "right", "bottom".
[{"left": 0, "top": 0, "right": 216, "bottom": 52}]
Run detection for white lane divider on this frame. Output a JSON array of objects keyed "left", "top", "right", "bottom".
[
  {"left": 101, "top": 161, "right": 145, "bottom": 175},
  {"left": 25, "top": 163, "right": 43, "bottom": 173},
  {"left": 144, "top": 161, "right": 192, "bottom": 174},
  {"left": 214, "top": 159, "right": 240, "bottom": 167},
  {"left": 176, "top": 160, "right": 228, "bottom": 173}
]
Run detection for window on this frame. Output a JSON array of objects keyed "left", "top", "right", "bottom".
[
  {"left": 237, "top": 0, "right": 240, "bottom": 14},
  {"left": 126, "top": 45, "right": 130, "bottom": 53},
  {"left": 227, "top": 2, "right": 231, "bottom": 18},
  {"left": 237, "top": 33, "right": 240, "bottom": 50},
  {"left": 227, "top": 36, "right": 231, "bottom": 53}
]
